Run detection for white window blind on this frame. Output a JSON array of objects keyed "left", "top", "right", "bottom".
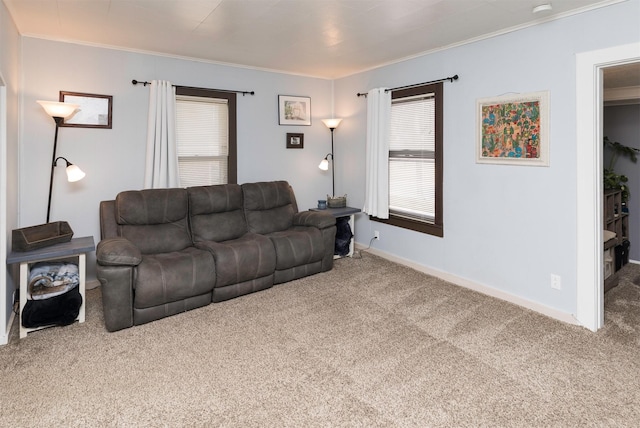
[
  {"left": 389, "top": 93, "right": 436, "bottom": 221},
  {"left": 176, "top": 95, "right": 229, "bottom": 187}
]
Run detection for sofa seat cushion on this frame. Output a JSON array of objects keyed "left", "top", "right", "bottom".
[
  {"left": 267, "top": 226, "right": 325, "bottom": 270},
  {"left": 134, "top": 247, "right": 214, "bottom": 309},
  {"left": 196, "top": 233, "right": 276, "bottom": 288}
]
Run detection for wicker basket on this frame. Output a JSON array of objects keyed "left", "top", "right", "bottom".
[
  {"left": 327, "top": 195, "right": 347, "bottom": 208},
  {"left": 12, "top": 221, "right": 74, "bottom": 252}
]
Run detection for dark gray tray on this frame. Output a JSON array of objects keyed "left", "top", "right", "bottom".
[{"left": 12, "top": 221, "right": 74, "bottom": 252}]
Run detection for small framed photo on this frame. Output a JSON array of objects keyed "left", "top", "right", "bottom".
[
  {"left": 286, "top": 133, "right": 304, "bottom": 149},
  {"left": 476, "top": 91, "right": 549, "bottom": 166},
  {"left": 59, "top": 91, "right": 113, "bottom": 129},
  {"left": 279, "top": 95, "right": 311, "bottom": 126}
]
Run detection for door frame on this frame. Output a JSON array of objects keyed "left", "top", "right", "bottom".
[
  {"left": 0, "top": 73, "right": 8, "bottom": 344},
  {"left": 576, "top": 42, "right": 640, "bottom": 331}
]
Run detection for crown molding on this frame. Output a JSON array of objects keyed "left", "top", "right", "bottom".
[{"left": 604, "top": 85, "right": 640, "bottom": 106}]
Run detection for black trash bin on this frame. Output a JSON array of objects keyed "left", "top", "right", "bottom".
[{"left": 335, "top": 216, "right": 354, "bottom": 257}]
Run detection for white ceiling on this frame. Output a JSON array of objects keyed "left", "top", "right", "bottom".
[{"left": 3, "top": 0, "right": 628, "bottom": 79}]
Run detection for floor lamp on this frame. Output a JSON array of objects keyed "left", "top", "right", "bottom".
[
  {"left": 37, "top": 100, "right": 85, "bottom": 223},
  {"left": 319, "top": 118, "right": 342, "bottom": 197}
]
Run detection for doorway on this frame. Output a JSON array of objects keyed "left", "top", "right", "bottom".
[{"left": 576, "top": 42, "right": 640, "bottom": 332}]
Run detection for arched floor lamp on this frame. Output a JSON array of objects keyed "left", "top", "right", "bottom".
[
  {"left": 37, "top": 100, "right": 85, "bottom": 223},
  {"left": 319, "top": 118, "right": 342, "bottom": 197}
]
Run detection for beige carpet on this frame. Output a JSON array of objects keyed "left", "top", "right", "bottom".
[{"left": 1, "top": 253, "right": 639, "bottom": 427}]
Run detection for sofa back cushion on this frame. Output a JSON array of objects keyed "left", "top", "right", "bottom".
[
  {"left": 188, "top": 184, "right": 248, "bottom": 242},
  {"left": 242, "top": 181, "right": 297, "bottom": 235},
  {"left": 99, "top": 200, "right": 118, "bottom": 240},
  {"left": 115, "top": 188, "right": 192, "bottom": 254}
]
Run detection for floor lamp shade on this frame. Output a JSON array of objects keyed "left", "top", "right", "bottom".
[
  {"left": 37, "top": 100, "right": 79, "bottom": 119},
  {"left": 319, "top": 157, "right": 330, "bottom": 170},
  {"left": 56, "top": 157, "right": 86, "bottom": 182},
  {"left": 65, "top": 164, "right": 86, "bottom": 182},
  {"left": 321, "top": 118, "right": 342, "bottom": 130}
]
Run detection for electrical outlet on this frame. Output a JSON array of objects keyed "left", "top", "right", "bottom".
[
  {"left": 551, "top": 274, "right": 562, "bottom": 290},
  {"left": 374, "top": 230, "right": 380, "bottom": 240}
]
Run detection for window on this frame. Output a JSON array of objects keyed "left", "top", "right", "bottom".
[
  {"left": 175, "top": 87, "right": 237, "bottom": 186},
  {"left": 373, "top": 82, "right": 443, "bottom": 237}
]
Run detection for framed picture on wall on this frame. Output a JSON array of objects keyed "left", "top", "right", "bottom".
[
  {"left": 286, "top": 133, "right": 304, "bottom": 149},
  {"left": 476, "top": 91, "right": 549, "bottom": 166},
  {"left": 59, "top": 91, "right": 113, "bottom": 129},
  {"left": 279, "top": 95, "right": 311, "bottom": 126}
]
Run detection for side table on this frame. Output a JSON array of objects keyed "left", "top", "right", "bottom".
[
  {"left": 310, "top": 206, "right": 361, "bottom": 258},
  {"left": 7, "top": 236, "right": 95, "bottom": 338}
]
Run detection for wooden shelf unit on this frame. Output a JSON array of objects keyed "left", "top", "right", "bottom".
[{"left": 603, "top": 189, "right": 628, "bottom": 292}]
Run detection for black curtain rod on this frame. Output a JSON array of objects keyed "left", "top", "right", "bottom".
[
  {"left": 131, "top": 79, "right": 255, "bottom": 96},
  {"left": 356, "top": 74, "right": 459, "bottom": 97}
]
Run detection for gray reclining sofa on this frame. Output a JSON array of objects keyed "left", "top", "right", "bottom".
[{"left": 96, "top": 181, "right": 336, "bottom": 332}]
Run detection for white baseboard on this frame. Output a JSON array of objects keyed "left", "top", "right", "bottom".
[
  {"left": 356, "top": 244, "right": 581, "bottom": 327},
  {"left": 86, "top": 279, "right": 100, "bottom": 290}
]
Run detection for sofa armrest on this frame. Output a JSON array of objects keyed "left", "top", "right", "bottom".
[
  {"left": 96, "top": 265, "right": 135, "bottom": 332},
  {"left": 293, "top": 211, "right": 336, "bottom": 229},
  {"left": 293, "top": 211, "right": 336, "bottom": 273},
  {"left": 96, "top": 237, "right": 142, "bottom": 266}
]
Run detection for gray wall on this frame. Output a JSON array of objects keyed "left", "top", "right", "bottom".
[
  {"left": 1, "top": 0, "right": 21, "bottom": 342},
  {"left": 604, "top": 104, "right": 640, "bottom": 261},
  {"left": 334, "top": 0, "right": 640, "bottom": 316},
  {"left": 19, "top": 38, "right": 335, "bottom": 281}
]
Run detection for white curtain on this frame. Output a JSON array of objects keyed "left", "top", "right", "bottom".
[
  {"left": 144, "top": 80, "right": 180, "bottom": 188},
  {"left": 363, "top": 88, "right": 391, "bottom": 218}
]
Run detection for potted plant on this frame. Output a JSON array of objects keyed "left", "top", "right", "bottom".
[{"left": 604, "top": 136, "right": 639, "bottom": 206}]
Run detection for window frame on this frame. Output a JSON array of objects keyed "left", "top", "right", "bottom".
[
  {"left": 175, "top": 86, "right": 237, "bottom": 184},
  {"left": 371, "top": 82, "right": 443, "bottom": 237}
]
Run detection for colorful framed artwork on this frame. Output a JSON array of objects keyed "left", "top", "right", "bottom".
[
  {"left": 278, "top": 95, "right": 311, "bottom": 126},
  {"left": 59, "top": 91, "right": 113, "bottom": 129},
  {"left": 286, "top": 133, "right": 304, "bottom": 149},
  {"left": 476, "top": 91, "right": 549, "bottom": 166}
]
